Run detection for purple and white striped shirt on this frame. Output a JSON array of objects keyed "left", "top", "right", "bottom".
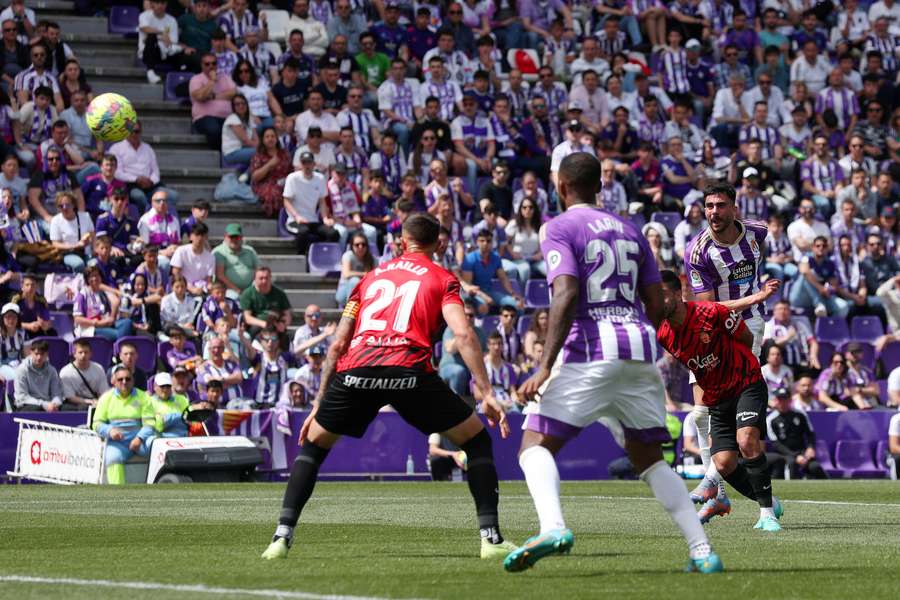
[
  {"left": 422, "top": 80, "right": 460, "bottom": 121},
  {"left": 218, "top": 9, "right": 258, "bottom": 47},
  {"left": 596, "top": 30, "right": 627, "bottom": 57},
  {"left": 485, "top": 357, "right": 517, "bottom": 405},
  {"left": 628, "top": 0, "right": 662, "bottom": 13},
  {"left": 541, "top": 206, "right": 661, "bottom": 364},
  {"left": 337, "top": 108, "right": 377, "bottom": 154},
  {"left": 661, "top": 48, "right": 690, "bottom": 95},
  {"left": 335, "top": 148, "right": 368, "bottom": 188},
  {"left": 864, "top": 34, "right": 900, "bottom": 74},
  {"left": 309, "top": 0, "right": 333, "bottom": 25},
  {"left": 739, "top": 123, "right": 781, "bottom": 160},
  {"left": 815, "top": 87, "right": 859, "bottom": 131},
  {"left": 255, "top": 353, "right": 287, "bottom": 406},
  {"left": 635, "top": 114, "right": 665, "bottom": 147},
  {"left": 685, "top": 219, "right": 768, "bottom": 320},
  {"left": 530, "top": 82, "right": 569, "bottom": 114},
  {"left": 736, "top": 191, "right": 769, "bottom": 221},
  {"left": 800, "top": 158, "right": 844, "bottom": 192},
  {"left": 496, "top": 324, "right": 522, "bottom": 364}
]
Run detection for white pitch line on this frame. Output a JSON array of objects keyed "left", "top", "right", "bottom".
[{"left": 0, "top": 575, "right": 426, "bottom": 600}]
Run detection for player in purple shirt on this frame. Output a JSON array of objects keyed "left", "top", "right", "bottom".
[
  {"left": 682, "top": 181, "right": 781, "bottom": 520},
  {"left": 505, "top": 152, "right": 721, "bottom": 574}
]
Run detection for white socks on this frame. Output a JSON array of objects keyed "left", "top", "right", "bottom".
[
  {"left": 760, "top": 507, "right": 776, "bottom": 519},
  {"left": 641, "top": 460, "right": 710, "bottom": 559},
  {"left": 519, "top": 445, "right": 566, "bottom": 534},
  {"left": 693, "top": 404, "right": 724, "bottom": 494}
]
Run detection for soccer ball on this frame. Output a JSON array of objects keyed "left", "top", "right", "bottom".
[{"left": 86, "top": 93, "right": 137, "bottom": 143}]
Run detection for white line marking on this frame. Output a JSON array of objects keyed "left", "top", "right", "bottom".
[{"left": 0, "top": 575, "right": 425, "bottom": 600}]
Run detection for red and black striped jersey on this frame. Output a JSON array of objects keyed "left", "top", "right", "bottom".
[
  {"left": 336, "top": 252, "right": 463, "bottom": 373},
  {"left": 656, "top": 301, "right": 762, "bottom": 406}
]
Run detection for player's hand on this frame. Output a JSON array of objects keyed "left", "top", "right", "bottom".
[
  {"left": 518, "top": 366, "right": 550, "bottom": 403},
  {"left": 299, "top": 404, "right": 319, "bottom": 446},
  {"left": 759, "top": 278, "right": 780, "bottom": 300},
  {"left": 480, "top": 390, "right": 509, "bottom": 439},
  {"left": 129, "top": 437, "right": 143, "bottom": 452}
]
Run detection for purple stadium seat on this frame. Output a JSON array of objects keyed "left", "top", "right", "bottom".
[
  {"left": 525, "top": 279, "right": 550, "bottom": 308},
  {"left": 33, "top": 336, "right": 70, "bottom": 371},
  {"left": 481, "top": 315, "right": 500, "bottom": 333},
  {"left": 814, "top": 316, "right": 850, "bottom": 345},
  {"left": 850, "top": 316, "right": 884, "bottom": 342},
  {"left": 108, "top": 5, "right": 139, "bottom": 36},
  {"left": 73, "top": 337, "right": 114, "bottom": 370},
  {"left": 49, "top": 311, "right": 74, "bottom": 343},
  {"left": 629, "top": 213, "right": 646, "bottom": 230},
  {"left": 816, "top": 341, "right": 836, "bottom": 370},
  {"left": 164, "top": 71, "right": 193, "bottom": 102},
  {"left": 838, "top": 341, "right": 876, "bottom": 370},
  {"left": 878, "top": 341, "right": 900, "bottom": 373},
  {"left": 874, "top": 440, "right": 890, "bottom": 472},
  {"left": 157, "top": 340, "right": 197, "bottom": 371},
  {"left": 650, "top": 211, "right": 681, "bottom": 234},
  {"left": 491, "top": 278, "right": 522, "bottom": 297},
  {"left": 307, "top": 242, "right": 342, "bottom": 274},
  {"left": 834, "top": 440, "right": 884, "bottom": 478},
  {"left": 517, "top": 314, "right": 532, "bottom": 337},
  {"left": 815, "top": 440, "right": 842, "bottom": 478},
  {"left": 113, "top": 336, "right": 158, "bottom": 373},
  {"left": 277, "top": 209, "right": 293, "bottom": 239}
]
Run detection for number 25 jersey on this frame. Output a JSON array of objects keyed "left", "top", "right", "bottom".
[
  {"left": 541, "top": 205, "right": 661, "bottom": 364},
  {"left": 337, "top": 252, "right": 463, "bottom": 374}
]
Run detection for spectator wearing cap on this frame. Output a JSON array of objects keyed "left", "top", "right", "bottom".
[
  {"left": 0, "top": 302, "right": 25, "bottom": 385},
  {"left": 213, "top": 223, "right": 260, "bottom": 296},
  {"left": 240, "top": 266, "right": 292, "bottom": 338},
  {"left": 12, "top": 274, "right": 53, "bottom": 339},
  {"left": 178, "top": 0, "right": 217, "bottom": 57},
  {"left": 289, "top": 0, "right": 329, "bottom": 57},
  {"left": 137, "top": 189, "right": 180, "bottom": 271},
  {"left": 49, "top": 190, "right": 93, "bottom": 273},
  {"left": 170, "top": 221, "right": 214, "bottom": 296},
  {"left": 109, "top": 121, "right": 176, "bottom": 214},
  {"left": 59, "top": 336, "right": 109, "bottom": 410},
  {"left": 190, "top": 51, "right": 237, "bottom": 150},
  {"left": 323, "top": 161, "right": 377, "bottom": 249},
  {"left": 92, "top": 363, "right": 153, "bottom": 484},
  {"left": 145, "top": 372, "right": 193, "bottom": 445},
  {"left": 549, "top": 119, "right": 595, "bottom": 188},
  {"left": 766, "top": 388, "right": 827, "bottom": 479},
  {"left": 735, "top": 167, "right": 769, "bottom": 222},
  {"left": 282, "top": 151, "right": 338, "bottom": 253},
  {"left": 681, "top": 39, "right": 714, "bottom": 123},
  {"left": 13, "top": 338, "right": 63, "bottom": 411},
  {"left": 80, "top": 155, "right": 126, "bottom": 220},
  {"left": 139, "top": 0, "right": 193, "bottom": 85}
]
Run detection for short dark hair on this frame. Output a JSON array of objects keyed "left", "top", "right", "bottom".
[
  {"left": 703, "top": 181, "right": 736, "bottom": 204},
  {"left": 190, "top": 222, "right": 209, "bottom": 236},
  {"left": 73, "top": 338, "right": 92, "bottom": 351},
  {"left": 211, "top": 28, "right": 226, "bottom": 40},
  {"left": 401, "top": 213, "right": 440, "bottom": 246},
  {"left": 660, "top": 269, "right": 681, "bottom": 291},
  {"left": 29, "top": 339, "right": 49, "bottom": 353},
  {"left": 487, "top": 331, "right": 503, "bottom": 343},
  {"left": 558, "top": 152, "right": 602, "bottom": 202},
  {"left": 476, "top": 228, "right": 493, "bottom": 241}
]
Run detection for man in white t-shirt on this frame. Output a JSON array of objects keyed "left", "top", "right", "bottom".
[
  {"left": 170, "top": 221, "right": 214, "bottom": 296},
  {"left": 49, "top": 191, "right": 94, "bottom": 273},
  {"left": 549, "top": 120, "right": 596, "bottom": 187},
  {"left": 293, "top": 90, "right": 340, "bottom": 149},
  {"left": 786, "top": 198, "right": 832, "bottom": 260},
  {"left": 282, "top": 151, "right": 339, "bottom": 253},
  {"left": 139, "top": 0, "right": 193, "bottom": 84},
  {"left": 869, "top": 0, "right": 900, "bottom": 35}
]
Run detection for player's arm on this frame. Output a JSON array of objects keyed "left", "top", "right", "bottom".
[
  {"left": 693, "top": 278, "right": 780, "bottom": 312},
  {"left": 639, "top": 282, "right": 665, "bottom": 329},
  {"left": 718, "top": 304, "right": 754, "bottom": 348},
  {"left": 519, "top": 274, "right": 578, "bottom": 400},
  {"left": 312, "top": 314, "right": 356, "bottom": 408}
]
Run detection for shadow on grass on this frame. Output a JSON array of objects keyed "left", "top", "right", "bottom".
[{"left": 535, "top": 566, "right": 840, "bottom": 579}]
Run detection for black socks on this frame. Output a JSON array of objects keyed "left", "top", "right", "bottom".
[
  {"left": 278, "top": 442, "right": 331, "bottom": 529},
  {"left": 461, "top": 428, "right": 503, "bottom": 543}
]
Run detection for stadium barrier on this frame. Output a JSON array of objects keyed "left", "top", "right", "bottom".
[
  {"left": 6, "top": 418, "right": 105, "bottom": 485},
  {"left": 0, "top": 411, "right": 895, "bottom": 481}
]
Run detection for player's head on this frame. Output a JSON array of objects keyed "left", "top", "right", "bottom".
[
  {"left": 556, "top": 152, "right": 601, "bottom": 210},
  {"left": 702, "top": 182, "right": 737, "bottom": 234},
  {"left": 659, "top": 269, "right": 683, "bottom": 318},
  {"left": 400, "top": 213, "right": 441, "bottom": 255}
]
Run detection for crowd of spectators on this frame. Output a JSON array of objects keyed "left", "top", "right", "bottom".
[{"left": 0, "top": 0, "right": 897, "bottom": 438}]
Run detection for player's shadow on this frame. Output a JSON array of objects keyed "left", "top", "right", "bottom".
[{"left": 540, "top": 566, "right": 837, "bottom": 578}]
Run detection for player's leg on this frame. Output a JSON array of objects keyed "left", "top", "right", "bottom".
[
  {"left": 733, "top": 381, "right": 781, "bottom": 531},
  {"left": 613, "top": 361, "right": 721, "bottom": 573},
  {"left": 689, "top": 384, "right": 726, "bottom": 504}
]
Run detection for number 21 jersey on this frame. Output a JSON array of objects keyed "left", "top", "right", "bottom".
[
  {"left": 337, "top": 252, "right": 463, "bottom": 374},
  {"left": 541, "top": 205, "right": 661, "bottom": 364}
]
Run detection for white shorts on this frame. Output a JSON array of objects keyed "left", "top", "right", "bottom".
[
  {"left": 523, "top": 360, "right": 669, "bottom": 443},
  {"left": 689, "top": 315, "right": 765, "bottom": 385}
]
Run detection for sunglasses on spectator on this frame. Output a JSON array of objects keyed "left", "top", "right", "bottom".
[
  {"left": 47, "top": 156, "right": 61, "bottom": 162},
  {"left": 228, "top": 234, "right": 242, "bottom": 239},
  {"left": 261, "top": 336, "right": 277, "bottom": 343},
  {"left": 116, "top": 376, "right": 133, "bottom": 383},
  {"left": 306, "top": 312, "right": 321, "bottom": 318},
  {"left": 203, "top": 61, "right": 216, "bottom": 67},
  {"left": 3, "top": 27, "right": 16, "bottom": 32},
  {"left": 448, "top": 9, "right": 462, "bottom": 14},
  {"left": 352, "top": 242, "right": 367, "bottom": 247}
]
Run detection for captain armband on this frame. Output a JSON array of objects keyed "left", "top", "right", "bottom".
[{"left": 342, "top": 300, "right": 360, "bottom": 320}]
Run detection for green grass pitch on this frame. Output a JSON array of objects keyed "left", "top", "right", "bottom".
[{"left": 1, "top": 480, "right": 898, "bottom": 599}]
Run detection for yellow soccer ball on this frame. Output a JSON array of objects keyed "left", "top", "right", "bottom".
[{"left": 86, "top": 93, "right": 138, "bottom": 143}]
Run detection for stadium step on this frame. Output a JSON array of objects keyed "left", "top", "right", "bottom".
[
  {"left": 133, "top": 100, "right": 191, "bottom": 118},
  {"left": 205, "top": 217, "right": 278, "bottom": 238},
  {"left": 272, "top": 273, "right": 337, "bottom": 290},
  {"left": 161, "top": 167, "right": 227, "bottom": 184},
  {"left": 83, "top": 65, "right": 154, "bottom": 80},
  {"left": 141, "top": 116, "right": 194, "bottom": 136},
  {"left": 255, "top": 254, "right": 307, "bottom": 273},
  {"left": 172, "top": 184, "right": 216, "bottom": 205},
  {"left": 43, "top": 15, "right": 107, "bottom": 35},
  {"left": 68, "top": 49, "right": 135, "bottom": 69},
  {"left": 157, "top": 149, "right": 222, "bottom": 171},
  {"left": 179, "top": 202, "right": 269, "bottom": 219},
  {"left": 209, "top": 236, "right": 294, "bottom": 255},
  {"left": 65, "top": 33, "right": 136, "bottom": 52},
  {"left": 89, "top": 79, "right": 163, "bottom": 102},
  {"left": 285, "top": 289, "right": 337, "bottom": 309},
  {"left": 33, "top": 0, "right": 77, "bottom": 11},
  {"left": 142, "top": 133, "right": 209, "bottom": 150}
]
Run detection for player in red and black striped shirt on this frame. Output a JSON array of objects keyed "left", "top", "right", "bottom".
[
  {"left": 656, "top": 271, "right": 782, "bottom": 532},
  {"left": 262, "top": 213, "right": 516, "bottom": 561}
]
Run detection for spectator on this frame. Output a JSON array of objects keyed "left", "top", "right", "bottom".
[
  {"left": 79, "top": 155, "right": 123, "bottom": 222},
  {"left": 171, "top": 221, "right": 214, "bottom": 296},
  {"left": 876, "top": 274, "right": 900, "bottom": 334},
  {"left": 289, "top": 0, "right": 330, "bottom": 57},
  {"left": 145, "top": 372, "right": 195, "bottom": 444},
  {"left": 233, "top": 59, "right": 278, "bottom": 128},
  {"left": 222, "top": 93, "right": 260, "bottom": 169},
  {"left": 239, "top": 26, "right": 278, "bottom": 84},
  {"left": 111, "top": 340, "right": 149, "bottom": 392},
  {"left": 761, "top": 344, "right": 794, "bottom": 401},
  {"left": 0, "top": 302, "right": 24, "bottom": 383},
  {"left": 59, "top": 337, "right": 109, "bottom": 410},
  {"left": 57, "top": 58, "right": 91, "bottom": 111},
  {"left": 218, "top": 0, "right": 263, "bottom": 52},
  {"left": 763, "top": 300, "right": 821, "bottom": 376},
  {"left": 789, "top": 235, "right": 849, "bottom": 318},
  {"left": 862, "top": 233, "right": 900, "bottom": 310},
  {"left": 73, "top": 265, "right": 131, "bottom": 341},
  {"left": 360, "top": 171, "right": 391, "bottom": 234},
  {"left": 889, "top": 366, "right": 900, "bottom": 408},
  {"left": 323, "top": 161, "right": 377, "bottom": 248},
  {"left": 786, "top": 198, "right": 831, "bottom": 261},
  {"left": 94, "top": 187, "right": 139, "bottom": 269},
  {"left": 790, "top": 39, "right": 831, "bottom": 96},
  {"left": 139, "top": 0, "right": 192, "bottom": 84},
  {"left": 791, "top": 375, "right": 821, "bottom": 412},
  {"left": 17, "top": 85, "right": 57, "bottom": 168},
  {"left": 178, "top": 0, "right": 217, "bottom": 57},
  {"left": 291, "top": 303, "right": 335, "bottom": 359},
  {"left": 439, "top": 300, "right": 485, "bottom": 396},
  {"left": 120, "top": 271, "right": 161, "bottom": 337},
  {"left": 504, "top": 196, "right": 544, "bottom": 282},
  {"left": 250, "top": 126, "right": 293, "bottom": 217},
  {"left": 160, "top": 275, "right": 199, "bottom": 337},
  {"left": 735, "top": 167, "right": 768, "bottom": 221},
  {"left": 240, "top": 266, "right": 291, "bottom": 337},
  {"left": 642, "top": 222, "right": 675, "bottom": 272},
  {"left": 137, "top": 190, "right": 180, "bottom": 271},
  {"left": 213, "top": 223, "right": 259, "bottom": 296},
  {"left": 845, "top": 342, "right": 882, "bottom": 408},
  {"left": 334, "top": 125, "right": 369, "bottom": 188},
  {"left": 198, "top": 334, "right": 244, "bottom": 405},
  {"left": 11, "top": 274, "right": 53, "bottom": 339},
  {"left": 335, "top": 231, "right": 374, "bottom": 307},
  {"left": 460, "top": 228, "right": 523, "bottom": 315},
  {"left": 48, "top": 190, "right": 93, "bottom": 272},
  {"left": 801, "top": 134, "right": 845, "bottom": 219},
  {"left": 271, "top": 58, "right": 308, "bottom": 130},
  {"left": 40, "top": 119, "right": 97, "bottom": 185},
  {"left": 378, "top": 58, "right": 418, "bottom": 151},
  {"left": 248, "top": 326, "right": 288, "bottom": 408},
  {"left": 199, "top": 280, "right": 239, "bottom": 335},
  {"left": 815, "top": 352, "right": 856, "bottom": 411},
  {"left": 522, "top": 307, "right": 548, "bottom": 362},
  {"left": 134, "top": 245, "right": 168, "bottom": 304},
  {"left": 13, "top": 338, "right": 62, "bottom": 411},
  {"left": 479, "top": 330, "right": 519, "bottom": 413},
  {"left": 92, "top": 363, "right": 153, "bottom": 485},
  {"left": 496, "top": 304, "right": 523, "bottom": 366},
  {"left": 165, "top": 325, "right": 200, "bottom": 373},
  {"left": 190, "top": 51, "right": 236, "bottom": 149},
  {"left": 833, "top": 233, "right": 870, "bottom": 321},
  {"left": 109, "top": 121, "right": 174, "bottom": 213},
  {"left": 14, "top": 43, "right": 63, "bottom": 111},
  {"left": 210, "top": 28, "right": 239, "bottom": 76},
  {"left": 0, "top": 154, "right": 28, "bottom": 201},
  {"left": 766, "top": 388, "right": 828, "bottom": 479},
  {"left": 179, "top": 198, "right": 209, "bottom": 238},
  {"left": 710, "top": 74, "right": 748, "bottom": 151},
  {"left": 0, "top": 18, "right": 29, "bottom": 88}
]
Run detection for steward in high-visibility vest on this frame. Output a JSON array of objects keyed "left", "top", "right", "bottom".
[{"left": 92, "top": 364, "right": 154, "bottom": 484}]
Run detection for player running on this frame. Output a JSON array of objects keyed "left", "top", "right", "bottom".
[
  {"left": 261, "top": 213, "right": 516, "bottom": 561},
  {"left": 656, "top": 270, "right": 782, "bottom": 532},
  {"left": 683, "top": 182, "right": 779, "bottom": 522},
  {"left": 505, "top": 153, "right": 722, "bottom": 574}
]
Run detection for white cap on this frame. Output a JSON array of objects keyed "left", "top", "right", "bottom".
[
  {"left": 742, "top": 166, "right": 759, "bottom": 178},
  {"left": 155, "top": 372, "right": 173, "bottom": 387},
  {"left": 1, "top": 302, "right": 19, "bottom": 315},
  {"left": 685, "top": 39, "right": 701, "bottom": 50}
]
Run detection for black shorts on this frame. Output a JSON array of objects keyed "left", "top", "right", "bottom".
[
  {"left": 708, "top": 380, "right": 768, "bottom": 455},
  {"left": 314, "top": 366, "right": 474, "bottom": 438}
]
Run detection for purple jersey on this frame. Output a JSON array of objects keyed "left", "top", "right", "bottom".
[
  {"left": 685, "top": 219, "right": 767, "bottom": 321},
  {"left": 541, "top": 206, "right": 661, "bottom": 364}
]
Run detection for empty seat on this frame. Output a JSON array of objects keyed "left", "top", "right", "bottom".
[
  {"left": 114, "top": 336, "right": 158, "bottom": 373},
  {"left": 32, "top": 336, "right": 70, "bottom": 371},
  {"left": 850, "top": 316, "right": 884, "bottom": 342},
  {"left": 307, "top": 243, "right": 342, "bottom": 274},
  {"left": 816, "top": 341, "right": 836, "bottom": 370},
  {"left": 73, "top": 337, "right": 114, "bottom": 370},
  {"left": 833, "top": 440, "right": 884, "bottom": 478},
  {"left": 164, "top": 71, "right": 193, "bottom": 102},
  {"left": 815, "top": 439, "right": 843, "bottom": 477},
  {"left": 108, "top": 5, "right": 139, "bottom": 36},
  {"left": 517, "top": 314, "right": 532, "bottom": 337},
  {"left": 525, "top": 279, "right": 550, "bottom": 308},
  {"left": 878, "top": 341, "right": 900, "bottom": 373},
  {"left": 650, "top": 211, "right": 681, "bottom": 234},
  {"left": 814, "top": 316, "right": 850, "bottom": 345},
  {"left": 277, "top": 209, "right": 293, "bottom": 239}
]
